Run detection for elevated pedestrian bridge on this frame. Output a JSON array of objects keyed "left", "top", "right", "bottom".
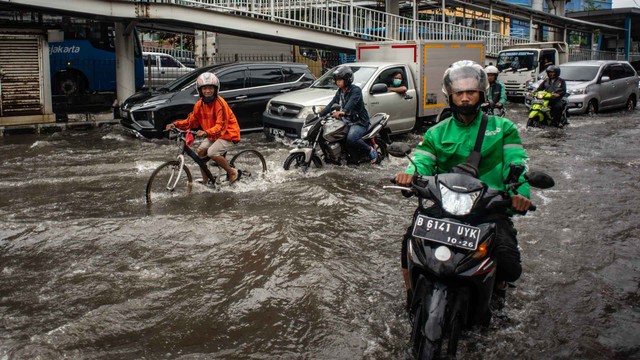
[{"left": 5, "top": 0, "right": 552, "bottom": 57}]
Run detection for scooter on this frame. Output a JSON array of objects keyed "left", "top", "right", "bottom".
[
  {"left": 283, "top": 106, "right": 390, "bottom": 171},
  {"left": 484, "top": 101, "right": 506, "bottom": 117},
  {"left": 384, "top": 142, "right": 554, "bottom": 359},
  {"left": 527, "top": 90, "right": 568, "bottom": 128}
]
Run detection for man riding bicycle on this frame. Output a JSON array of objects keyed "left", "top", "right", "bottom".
[{"left": 166, "top": 72, "right": 241, "bottom": 184}]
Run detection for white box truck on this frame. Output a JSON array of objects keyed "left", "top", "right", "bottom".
[
  {"left": 262, "top": 40, "right": 484, "bottom": 138},
  {"left": 495, "top": 41, "right": 569, "bottom": 97}
]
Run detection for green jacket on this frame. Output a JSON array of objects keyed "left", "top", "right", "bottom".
[{"left": 406, "top": 112, "right": 530, "bottom": 198}]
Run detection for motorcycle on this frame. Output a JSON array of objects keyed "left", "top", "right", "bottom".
[
  {"left": 484, "top": 101, "right": 505, "bottom": 117},
  {"left": 527, "top": 90, "right": 568, "bottom": 128},
  {"left": 385, "top": 142, "right": 554, "bottom": 359},
  {"left": 283, "top": 105, "right": 390, "bottom": 171}
]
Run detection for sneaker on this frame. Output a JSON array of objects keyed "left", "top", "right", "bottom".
[
  {"left": 490, "top": 281, "right": 507, "bottom": 311},
  {"left": 369, "top": 146, "right": 378, "bottom": 164}
]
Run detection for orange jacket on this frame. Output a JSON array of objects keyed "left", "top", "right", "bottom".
[{"left": 173, "top": 97, "right": 241, "bottom": 142}]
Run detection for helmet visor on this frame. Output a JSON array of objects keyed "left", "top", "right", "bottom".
[{"left": 448, "top": 78, "right": 482, "bottom": 94}]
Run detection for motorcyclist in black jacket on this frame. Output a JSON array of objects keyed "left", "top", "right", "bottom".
[
  {"left": 536, "top": 65, "right": 567, "bottom": 127},
  {"left": 319, "top": 66, "right": 377, "bottom": 163}
]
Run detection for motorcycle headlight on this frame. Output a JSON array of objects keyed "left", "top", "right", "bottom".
[
  {"left": 297, "top": 106, "right": 323, "bottom": 119},
  {"left": 439, "top": 184, "right": 480, "bottom": 215},
  {"left": 568, "top": 87, "right": 586, "bottom": 95},
  {"left": 300, "top": 123, "right": 314, "bottom": 139}
]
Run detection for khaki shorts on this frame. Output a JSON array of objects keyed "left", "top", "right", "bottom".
[{"left": 197, "top": 138, "right": 235, "bottom": 157}]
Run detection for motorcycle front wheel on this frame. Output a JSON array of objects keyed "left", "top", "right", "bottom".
[{"left": 283, "top": 153, "right": 323, "bottom": 170}]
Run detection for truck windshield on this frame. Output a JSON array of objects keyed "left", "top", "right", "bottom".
[
  {"left": 497, "top": 51, "right": 537, "bottom": 72},
  {"left": 312, "top": 66, "right": 377, "bottom": 89}
]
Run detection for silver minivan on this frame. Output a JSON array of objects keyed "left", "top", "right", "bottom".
[
  {"left": 143, "top": 52, "right": 194, "bottom": 89},
  {"left": 525, "top": 60, "right": 639, "bottom": 115}
]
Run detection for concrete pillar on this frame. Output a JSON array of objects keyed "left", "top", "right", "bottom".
[
  {"left": 386, "top": 0, "right": 400, "bottom": 40},
  {"left": 624, "top": 14, "right": 631, "bottom": 61},
  {"left": 115, "top": 22, "right": 136, "bottom": 105}
]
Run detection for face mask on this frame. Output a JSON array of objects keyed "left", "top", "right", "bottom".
[
  {"left": 202, "top": 95, "right": 215, "bottom": 104},
  {"left": 393, "top": 79, "right": 402, "bottom": 87}
]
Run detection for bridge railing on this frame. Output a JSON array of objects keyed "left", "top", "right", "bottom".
[
  {"left": 147, "top": 0, "right": 529, "bottom": 56},
  {"left": 568, "top": 48, "right": 626, "bottom": 61}
]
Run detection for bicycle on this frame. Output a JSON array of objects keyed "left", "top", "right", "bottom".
[{"left": 145, "top": 128, "right": 267, "bottom": 204}]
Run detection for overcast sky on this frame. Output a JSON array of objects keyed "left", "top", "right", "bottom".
[{"left": 612, "top": 0, "right": 640, "bottom": 8}]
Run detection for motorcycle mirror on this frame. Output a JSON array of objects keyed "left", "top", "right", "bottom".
[
  {"left": 306, "top": 113, "right": 316, "bottom": 121},
  {"left": 387, "top": 142, "right": 412, "bottom": 158},
  {"left": 525, "top": 171, "right": 555, "bottom": 189}
]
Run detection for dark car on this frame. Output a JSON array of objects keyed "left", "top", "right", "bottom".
[{"left": 120, "top": 62, "right": 315, "bottom": 139}]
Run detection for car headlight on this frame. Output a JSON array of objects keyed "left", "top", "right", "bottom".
[
  {"left": 568, "top": 88, "right": 586, "bottom": 95},
  {"left": 141, "top": 98, "right": 169, "bottom": 107},
  {"left": 440, "top": 184, "right": 480, "bottom": 215},
  {"left": 265, "top": 100, "right": 272, "bottom": 112},
  {"left": 297, "top": 106, "right": 323, "bottom": 119}
]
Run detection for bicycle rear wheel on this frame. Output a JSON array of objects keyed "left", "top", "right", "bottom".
[
  {"left": 230, "top": 149, "right": 267, "bottom": 179},
  {"left": 146, "top": 160, "right": 193, "bottom": 204}
]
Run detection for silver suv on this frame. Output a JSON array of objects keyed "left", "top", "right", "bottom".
[{"left": 525, "top": 60, "right": 639, "bottom": 114}]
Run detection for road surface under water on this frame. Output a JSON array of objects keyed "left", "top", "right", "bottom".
[{"left": 1, "top": 104, "right": 639, "bottom": 359}]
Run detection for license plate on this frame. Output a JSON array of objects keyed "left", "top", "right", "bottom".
[
  {"left": 269, "top": 128, "right": 285, "bottom": 137},
  {"left": 412, "top": 215, "right": 481, "bottom": 250}
]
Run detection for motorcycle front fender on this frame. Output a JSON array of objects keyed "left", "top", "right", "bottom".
[
  {"left": 423, "top": 281, "right": 449, "bottom": 342},
  {"left": 288, "top": 147, "right": 314, "bottom": 163}
]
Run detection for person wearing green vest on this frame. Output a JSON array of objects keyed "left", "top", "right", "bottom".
[
  {"left": 394, "top": 60, "right": 531, "bottom": 309},
  {"left": 484, "top": 65, "right": 507, "bottom": 114}
]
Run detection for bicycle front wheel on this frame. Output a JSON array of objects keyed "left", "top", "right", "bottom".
[
  {"left": 146, "top": 160, "right": 193, "bottom": 204},
  {"left": 230, "top": 149, "right": 267, "bottom": 179}
]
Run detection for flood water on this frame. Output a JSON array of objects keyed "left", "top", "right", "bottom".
[{"left": 1, "top": 104, "right": 639, "bottom": 359}]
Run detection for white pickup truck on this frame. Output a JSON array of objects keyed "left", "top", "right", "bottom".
[
  {"left": 143, "top": 52, "right": 194, "bottom": 89},
  {"left": 262, "top": 40, "right": 484, "bottom": 138}
]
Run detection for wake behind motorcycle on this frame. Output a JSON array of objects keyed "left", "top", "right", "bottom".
[
  {"left": 283, "top": 105, "right": 390, "bottom": 171},
  {"left": 527, "top": 90, "right": 568, "bottom": 128},
  {"left": 385, "top": 143, "right": 554, "bottom": 359}
]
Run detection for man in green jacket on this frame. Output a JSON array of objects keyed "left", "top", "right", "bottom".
[{"left": 394, "top": 60, "right": 531, "bottom": 308}]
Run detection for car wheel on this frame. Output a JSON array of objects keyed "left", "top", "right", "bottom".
[
  {"left": 625, "top": 96, "right": 636, "bottom": 111},
  {"left": 585, "top": 100, "right": 597, "bottom": 116}
]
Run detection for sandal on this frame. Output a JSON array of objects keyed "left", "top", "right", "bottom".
[{"left": 227, "top": 169, "right": 242, "bottom": 184}]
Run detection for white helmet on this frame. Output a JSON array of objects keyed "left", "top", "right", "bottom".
[
  {"left": 442, "top": 60, "right": 489, "bottom": 98},
  {"left": 484, "top": 65, "right": 500, "bottom": 75},
  {"left": 196, "top": 72, "right": 220, "bottom": 97}
]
